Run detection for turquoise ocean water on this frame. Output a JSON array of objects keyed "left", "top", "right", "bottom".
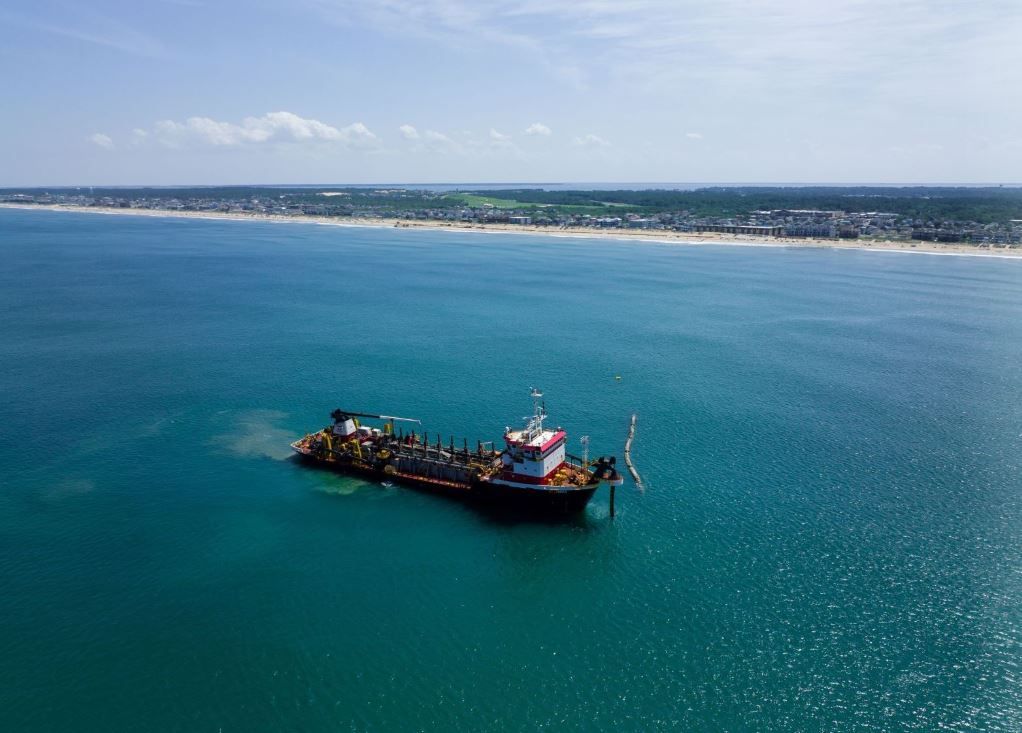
[{"left": 1, "top": 209, "right": 1021, "bottom": 731}]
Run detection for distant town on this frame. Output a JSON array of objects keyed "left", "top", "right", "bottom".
[{"left": 4, "top": 186, "right": 1021, "bottom": 247}]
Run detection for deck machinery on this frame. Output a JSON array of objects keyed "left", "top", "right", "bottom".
[{"left": 291, "top": 390, "right": 623, "bottom": 514}]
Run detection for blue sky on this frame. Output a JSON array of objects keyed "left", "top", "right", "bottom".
[{"left": 2, "top": 0, "right": 1020, "bottom": 185}]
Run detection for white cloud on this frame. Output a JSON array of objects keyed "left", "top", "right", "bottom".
[
  {"left": 342, "top": 122, "right": 377, "bottom": 145},
  {"left": 424, "top": 130, "right": 454, "bottom": 144},
  {"left": 399, "top": 124, "right": 420, "bottom": 139},
  {"left": 685, "top": 132, "right": 703, "bottom": 140},
  {"left": 489, "top": 128, "right": 512, "bottom": 147},
  {"left": 524, "top": 122, "right": 552, "bottom": 136},
  {"left": 89, "top": 132, "right": 114, "bottom": 149},
  {"left": 406, "top": 129, "right": 464, "bottom": 154},
  {"left": 572, "top": 133, "right": 609, "bottom": 148},
  {"left": 152, "top": 111, "right": 378, "bottom": 148}
]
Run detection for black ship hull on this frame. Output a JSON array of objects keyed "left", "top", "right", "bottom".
[
  {"left": 475, "top": 482, "right": 599, "bottom": 515},
  {"left": 293, "top": 453, "right": 599, "bottom": 517}
]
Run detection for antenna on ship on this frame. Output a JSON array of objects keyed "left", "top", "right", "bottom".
[
  {"left": 526, "top": 387, "right": 546, "bottom": 439},
  {"left": 530, "top": 387, "right": 543, "bottom": 417}
]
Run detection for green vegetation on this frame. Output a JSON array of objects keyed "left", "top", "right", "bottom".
[
  {"left": 442, "top": 193, "right": 526, "bottom": 208},
  {"left": 460, "top": 187, "right": 1022, "bottom": 223},
  {"left": 442, "top": 192, "right": 642, "bottom": 216},
  {"left": 4, "top": 185, "right": 1022, "bottom": 224}
]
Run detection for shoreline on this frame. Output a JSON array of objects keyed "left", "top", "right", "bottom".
[{"left": 3, "top": 203, "right": 1020, "bottom": 259}]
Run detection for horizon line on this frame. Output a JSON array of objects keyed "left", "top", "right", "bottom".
[{"left": 4, "top": 181, "right": 1022, "bottom": 189}]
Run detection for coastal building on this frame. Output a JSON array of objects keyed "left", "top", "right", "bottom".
[
  {"left": 785, "top": 224, "right": 836, "bottom": 238},
  {"left": 508, "top": 216, "right": 532, "bottom": 225},
  {"left": 775, "top": 209, "right": 843, "bottom": 219},
  {"left": 695, "top": 224, "right": 785, "bottom": 236}
]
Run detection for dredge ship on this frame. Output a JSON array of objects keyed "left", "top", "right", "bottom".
[{"left": 291, "top": 390, "right": 623, "bottom": 515}]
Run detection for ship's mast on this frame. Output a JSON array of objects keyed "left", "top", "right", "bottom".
[{"left": 525, "top": 387, "right": 546, "bottom": 441}]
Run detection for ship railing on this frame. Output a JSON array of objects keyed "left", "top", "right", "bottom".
[
  {"left": 564, "top": 453, "right": 595, "bottom": 476},
  {"left": 385, "top": 438, "right": 501, "bottom": 469}
]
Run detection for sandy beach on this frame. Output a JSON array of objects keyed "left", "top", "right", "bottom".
[{"left": 4, "top": 203, "right": 1020, "bottom": 258}]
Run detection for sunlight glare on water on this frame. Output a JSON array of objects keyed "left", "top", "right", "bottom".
[{"left": 1, "top": 209, "right": 1021, "bottom": 731}]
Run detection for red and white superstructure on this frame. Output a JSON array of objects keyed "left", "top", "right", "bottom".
[{"left": 488, "top": 389, "right": 576, "bottom": 490}]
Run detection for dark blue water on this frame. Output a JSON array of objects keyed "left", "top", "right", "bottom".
[{"left": 1, "top": 209, "right": 1020, "bottom": 731}]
